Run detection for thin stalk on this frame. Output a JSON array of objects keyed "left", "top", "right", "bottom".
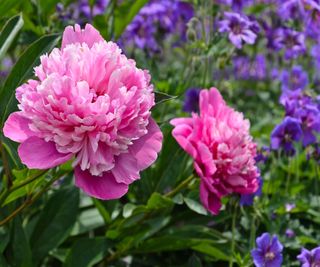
[
  {"left": 229, "top": 202, "right": 237, "bottom": 267},
  {"left": 164, "top": 175, "right": 194, "bottom": 198},
  {"left": 0, "top": 173, "right": 67, "bottom": 226},
  {"left": 0, "top": 139, "right": 12, "bottom": 187}
]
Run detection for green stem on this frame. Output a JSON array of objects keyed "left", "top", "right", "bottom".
[
  {"left": 229, "top": 202, "right": 237, "bottom": 267},
  {"left": 285, "top": 158, "right": 292, "bottom": 196},
  {"left": 0, "top": 170, "right": 48, "bottom": 207},
  {"left": 0, "top": 139, "right": 12, "bottom": 188},
  {"left": 0, "top": 173, "right": 67, "bottom": 226},
  {"left": 164, "top": 175, "right": 194, "bottom": 198}
]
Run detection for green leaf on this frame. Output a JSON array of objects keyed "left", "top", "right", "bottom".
[
  {"left": 0, "top": 227, "right": 9, "bottom": 253},
  {"left": 0, "top": 14, "right": 24, "bottom": 61},
  {"left": 64, "top": 238, "right": 110, "bottom": 267},
  {"left": 114, "top": 0, "right": 149, "bottom": 38},
  {"left": 30, "top": 187, "right": 79, "bottom": 263},
  {"left": 188, "top": 255, "right": 203, "bottom": 267},
  {"left": 39, "top": 0, "right": 60, "bottom": 16},
  {"left": 146, "top": 192, "right": 174, "bottom": 212},
  {"left": 184, "top": 197, "right": 208, "bottom": 216},
  {"left": 154, "top": 91, "right": 177, "bottom": 105},
  {"left": 0, "top": 0, "right": 22, "bottom": 17},
  {"left": 0, "top": 33, "right": 60, "bottom": 126},
  {"left": 92, "top": 198, "right": 111, "bottom": 224},
  {"left": 71, "top": 208, "right": 104, "bottom": 236},
  {"left": 192, "top": 243, "right": 229, "bottom": 261},
  {"left": 10, "top": 216, "right": 33, "bottom": 267}
]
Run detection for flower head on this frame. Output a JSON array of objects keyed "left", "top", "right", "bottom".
[
  {"left": 280, "top": 65, "right": 308, "bottom": 91},
  {"left": 183, "top": 88, "right": 200, "bottom": 113},
  {"left": 251, "top": 233, "right": 283, "bottom": 267},
  {"left": 170, "top": 88, "right": 259, "bottom": 215},
  {"left": 3, "top": 24, "right": 163, "bottom": 200},
  {"left": 270, "top": 117, "right": 303, "bottom": 154},
  {"left": 297, "top": 247, "right": 320, "bottom": 267},
  {"left": 273, "top": 28, "right": 306, "bottom": 60},
  {"left": 285, "top": 229, "right": 295, "bottom": 238},
  {"left": 218, "top": 12, "right": 258, "bottom": 49}
]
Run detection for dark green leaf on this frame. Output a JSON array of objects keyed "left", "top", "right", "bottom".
[
  {"left": 192, "top": 243, "right": 229, "bottom": 261},
  {"left": 10, "top": 216, "right": 33, "bottom": 267},
  {"left": 114, "top": 0, "right": 149, "bottom": 38},
  {"left": 184, "top": 197, "right": 208, "bottom": 216},
  {"left": 30, "top": 187, "right": 79, "bottom": 263},
  {"left": 0, "top": 227, "right": 9, "bottom": 253},
  {"left": 188, "top": 255, "right": 203, "bottom": 267},
  {"left": 147, "top": 192, "right": 174, "bottom": 212},
  {"left": 64, "top": 237, "right": 110, "bottom": 267},
  {"left": 0, "top": 33, "right": 60, "bottom": 126},
  {"left": 0, "top": 14, "right": 23, "bottom": 60}
]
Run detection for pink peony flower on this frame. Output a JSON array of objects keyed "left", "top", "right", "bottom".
[
  {"left": 170, "top": 88, "right": 259, "bottom": 215},
  {"left": 3, "top": 24, "right": 163, "bottom": 200}
]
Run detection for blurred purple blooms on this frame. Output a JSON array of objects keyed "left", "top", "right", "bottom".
[
  {"left": 119, "top": 0, "right": 194, "bottom": 53},
  {"left": 251, "top": 233, "right": 283, "bottom": 267},
  {"left": 233, "top": 54, "right": 267, "bottom": 80},
  {"left": 297, "top": 247, "right": 320, "bottom": 267},
  {"left": 183, "top": 88, "right": 200, "bottom": 113},
  {"left": 218, "top": 0, "right": 254, "bottom": 11},
  {"left": 280, "top": 66, "right": 308, "bottom": 91},
  {"left": 285, "top": 229, "right": 295, "bottom": 238},
  {"left": 218, "top": 12, "right": 259, "bottom": 49}
]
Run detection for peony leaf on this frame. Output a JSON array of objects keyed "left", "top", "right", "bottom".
[{"left": 0, "top": 14, "right": 24, "bottom": 61}]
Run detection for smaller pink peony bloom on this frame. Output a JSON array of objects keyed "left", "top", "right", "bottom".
[
  {"left": 170, "top": 88, "right": 259, "bottom": 215},
  {"left": 3, "top": 24, "right": 163, "bottom": 200}
]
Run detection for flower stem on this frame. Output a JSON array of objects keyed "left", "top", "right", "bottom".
[
  {"left": 164, "top": 174, "right": 194, "bottom": 198},
  {"left": 229, "top": 201, "right": 237, "bottom": 267}
]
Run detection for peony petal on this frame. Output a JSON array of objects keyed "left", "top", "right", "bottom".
[
  {"left": 18, "top": 137, "right": 73, "bottom": 169},
  {"left": 112, "top": 153, "right": 140, "bottom": 184},
  {"left": 3, "top": 112, "right": 35, "bottom": 142},
  {"left": 61, "top": 24, "right": 104, "bottom": 49},
  {"left": 74, "top": 167, "right": 128, "bottom": 200},
  {"left": 200, "top": 179, "right": 222, "bottom": 215},
  {"left": 129, "top": 118, "right": 163, "bottom": 170}
]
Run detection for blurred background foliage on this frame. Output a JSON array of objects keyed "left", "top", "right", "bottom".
[{"left": 0, "top": 0, "right": 319, "bottom": 266}]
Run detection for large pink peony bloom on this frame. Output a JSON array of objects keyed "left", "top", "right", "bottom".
[
  {"left": 170, "top": 88, "right": 259, "bottom": 215},
  {"left": 3, "top": 24, "right": 163, "bottom": 200}
]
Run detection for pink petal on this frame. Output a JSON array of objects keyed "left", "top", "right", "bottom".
[
  {"left": 61, "top": 24, "right": 104, "bottom": 49},
  {"left": 74, "top": 167, "right": 128, "bottom": 200},
  {"left": 199, "top": 87, "right": 225, "bottom": 117},
  {"left": 199, "top": 179, "right": 222, "bottom": 215},
  {"left": 3, "top": 112, "right": 35, "bottom": 142},
  {"left": 129, "top": 118, "right": 163, "bottom": 170},
  {"left": 18, "top": 137, "right": 72, "bottom": 169},
  {"left": 112, "top": 153, "right": 140, "bottom": 184}
]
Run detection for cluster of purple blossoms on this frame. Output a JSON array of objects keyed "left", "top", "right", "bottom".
[
  {"left": 218, "top": 12, "right": 259, "bottom": 49},
  {"left": 218, "top": 0, "right": 253, "bottom": 11},
  {"left": 56, "top": 0, "right": 109, "bottom": 24},
  {"left": 271, "top": 64, "right": 320, "bottom": 154},
  {"left": 118, "top": 0, "right": 193, "bottom": 53},
  {"left": 182, "top": 88, "right": 200, "bottom": 113},
  {"left": 298, "top": 247, "right": 320, "bottom": 267}
]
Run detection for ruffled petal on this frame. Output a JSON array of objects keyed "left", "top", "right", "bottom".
[
  {"left": 3, "top": 112, "right": 35, "bottom": 142},
  {"left": 74, "top": 167, "right": 128, "bottom": 200},
  {"left": 199, "top": 179, "right": 222, "bottom": 215},
  {"left": 18, "top": 137, "right": 72, "bottom": 169},
  {"left": 61, "top": 24, "right": 104, "bottom": 49},
  {"left": 129, "top": 118, "right": 163, "bottom": 170},
  {"left": 112, "top": 153, "right": 140, "bottom": 184}
]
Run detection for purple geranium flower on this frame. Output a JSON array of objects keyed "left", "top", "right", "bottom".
[
  {"left": 285, "top": 229, "right": 295, "bottom": 238},
  {"left": 304, "top": 0, "right": 320, "bottom": 39},
  {"left": 270, "top": 117, "right": 303, "bottom": 154},
  {"left": 311, "top": 44, "right": 320, "bottom": 70},
  {"left": 297, "top": 247, "right": 320, "bottom": 267},
  {"left": 240, "top": 177, "right": 263, "bottom": 206},
  {"left": 280, "top": 65, "right": 309, "bottom": 91},
  {"left": 183, "top": 88, "right": 200, "bottom": 113},
  {"left": 273, "top": 28, "right": 306, "bottom": 60},
  {"left": 277, "top": 0, "right": 306, "bottom": 21},
  {"left": 218, "top": 12, "right": 258, "bottom": 49},
  {"left": 218, "top": 0, "right": 253, "bottom": 11},
  {"left": 251, "top": 233, "right": 283, "bottom": 267},
  {"left": 233, "top": 54, "right": 267, "bottom": 80}
]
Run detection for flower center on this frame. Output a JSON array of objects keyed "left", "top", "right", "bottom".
[
  {"left": 265, "top": 252, "right": 275, "bottom": 261},
  {"left": 312, "top": 263, "right": 320, "bottom": 267}
]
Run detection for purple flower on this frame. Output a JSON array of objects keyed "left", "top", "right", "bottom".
[
  {"left": 311, "top": 44, "right": 320, "bottom": 70},
  {"left": 255, "top": 146, "right": 271, "bottom": 164},
  {"left": 280, "top": 65, "right": 309, "bottom": 91},
  {"left": 119, "top": 0, "right": 193, "bottom": 53},
  {"left": 218, "top": 12, "right": 258, "bottom": 49},
  {"left": 240, "top": 177, "right": 263, "bottom": 206},
  {"left": 270, "top": 117, "right": 303, "bottom": 154},
  {"left": 277, "top": 0, "right": 306, "bottom": 21},
  {"left": 251, "top": 233, "right": 283, "bottom": 267},
  {"left": 297, "top": 247, "right": 320, "bottom": 267},
  {"left": 218, "top": 0, "right": 253, "bottom": 11},
  {"left": 273, "top": 28, "right": 306, "bottom": 60},
  {"left": 285, "top": 203, "right": 296, "bottom": 212},
  {"left": 304, "top": 0, "right": 320, "bottom": 39},
  {"left": 183, "top": 88, "right": 200, "bottom": 113},
  {"left": 233, "top": 54, "right": 267, "bottom": 80},
  {"left": 0, "top": 57, "right": 13, "bottom": 81},
  {"left": 285, "top": 229, "right": 295, "bottom": 238}
]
